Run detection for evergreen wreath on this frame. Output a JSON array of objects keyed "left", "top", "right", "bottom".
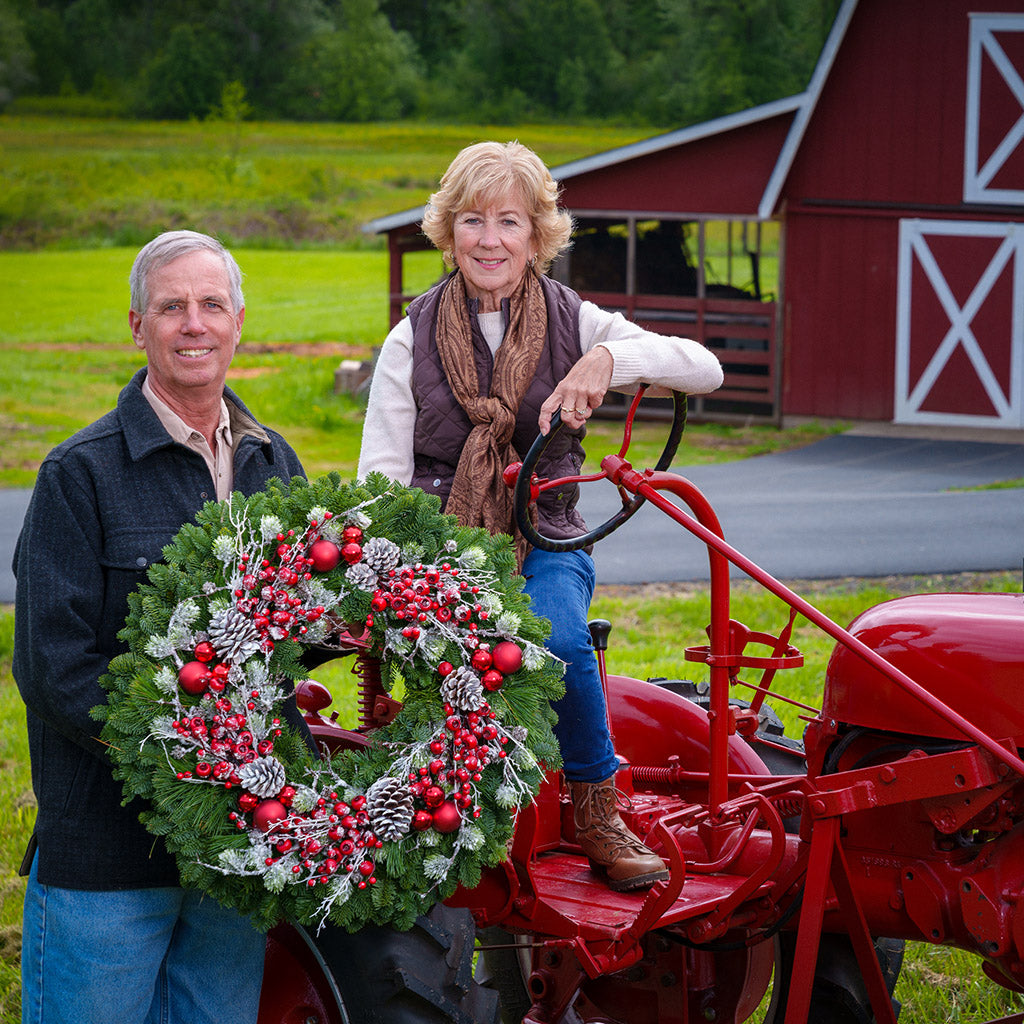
[{"left": 95, "top": 473, "right": 564, "bottom": 932}]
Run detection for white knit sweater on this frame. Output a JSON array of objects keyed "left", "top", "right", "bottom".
[{"left": 358, "top": 299, "right": 723, "bottom": 484}]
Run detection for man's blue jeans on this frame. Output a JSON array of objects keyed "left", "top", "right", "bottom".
[
  {"left": 522, "top": 547, "right": 619, "bottom": 783},
  {"left": 21, "top": 854, "right": 266, "bottom": 1024}
]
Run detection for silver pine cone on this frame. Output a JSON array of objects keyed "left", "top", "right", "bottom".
[
  {"left": 346, "top": 562, "right": 378, "bottom": 592},
  {"left": 207, "top": 607, "right": 262, "bottom": 663},
  {"left": 365, "top": 776, "right": 415, "bottom": 841},
  {"left": 237, "top": 756, "right": 287, "bottom": 799},
  {"left": 362, "top": 537, "right": 401, "bottom": 575},
  {"left": 440, "top": 665, "right": 484, "bottom": 712}
]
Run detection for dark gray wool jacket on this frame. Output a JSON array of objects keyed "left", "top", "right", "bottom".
[{"left": 13, "top": 368, "right": 305, "bottom": 890}]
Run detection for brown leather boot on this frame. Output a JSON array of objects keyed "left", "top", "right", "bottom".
[{"left": 569, "top": 777, "right": 669, "bottom": 892}]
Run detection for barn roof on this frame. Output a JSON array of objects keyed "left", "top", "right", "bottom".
[{"left": 362, "top": 0, "right": 861, "bottom": 235}]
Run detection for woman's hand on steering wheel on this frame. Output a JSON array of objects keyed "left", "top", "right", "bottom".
[
  {"left": 538, "top": 347, "right": 614, "bottom": 434},
  {"left": 514, "top": 388, "right": 688, "bottom": 552}
]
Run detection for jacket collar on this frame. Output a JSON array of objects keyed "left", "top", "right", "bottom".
[{"left": 119, "top": 368, "right": 270, "bottom": 463}]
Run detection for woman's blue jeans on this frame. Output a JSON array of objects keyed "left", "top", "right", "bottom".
[
  {"left": 21, "top": 853, "right": 266, "bottom": 1024},
  {"left": 522, "top": 547, "right": 619, "bottom": 783}
]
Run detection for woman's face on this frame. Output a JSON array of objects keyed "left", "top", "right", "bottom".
[{"left": 452, "top": 195, "right": 536, "bottom": 313}]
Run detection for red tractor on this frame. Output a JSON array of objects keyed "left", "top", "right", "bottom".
[{"left": 257, "top": 391, "right": 1024, "bottom": 1024}]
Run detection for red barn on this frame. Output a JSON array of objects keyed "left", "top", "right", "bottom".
[{"left": 365, "top": 0, "right": 1024, "bottom": 429}]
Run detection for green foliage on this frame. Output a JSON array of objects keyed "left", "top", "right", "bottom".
[
  {"left": 134, "top": 24, "right": 226, "bottom": 119},
  {"left": 6, "top": 0, "right": 841, "bottom": 125},
  {"left": 0, "top": 0, "right": 33, "bottom": 112},
  {"left": 279, "top": 0, "right": 423, "bottom": 122}
]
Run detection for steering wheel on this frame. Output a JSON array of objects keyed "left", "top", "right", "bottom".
[{"left": 513, "top": 388, "right": 687, "bottom": 552}]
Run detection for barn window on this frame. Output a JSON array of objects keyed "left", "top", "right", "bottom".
[{"left": 963, "top": 12, "right": 1024, "bottom": 205}]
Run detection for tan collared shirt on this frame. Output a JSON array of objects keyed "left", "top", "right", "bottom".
[{"left": 142, "top": 376, "right": 235, "bottom": 501}]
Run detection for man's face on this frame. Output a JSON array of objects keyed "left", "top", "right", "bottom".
[{"left": 129, "top": 249, "right": 244, "bottom": 411}]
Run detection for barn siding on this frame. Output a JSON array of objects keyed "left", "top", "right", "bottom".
[
  {"left": 783, "top": 0, "right": 969, "bottom": 207},
  {"left": 780, "top": 0, "right": 1024, "bottom": 422},
  {"left": 784, "top": 209, "right": 900, "bottom": 420},
  {"left": 559, "top": 114, "right": 793, "bottom": 216}
]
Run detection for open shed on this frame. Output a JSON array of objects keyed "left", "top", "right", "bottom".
[{"left": 364, "top": 0, "right": 1024, "bottom": 429}]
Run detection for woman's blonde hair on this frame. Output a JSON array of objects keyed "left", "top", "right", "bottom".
[{"left": 421, "top": 141, "right": 573, "bottom": 273}]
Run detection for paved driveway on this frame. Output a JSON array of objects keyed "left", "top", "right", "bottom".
[
  {"left": 3, "top": 433, "right": 1023, "bottom": 603},
  {"left": 580, "top": 433, "right": 1024, "bottom": 585}
]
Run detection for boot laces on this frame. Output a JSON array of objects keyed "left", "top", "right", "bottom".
[{"left": 575, "top": 783, "right": 649, "bottom": 855}]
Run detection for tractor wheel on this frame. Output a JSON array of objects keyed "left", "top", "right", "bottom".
[
  {"left": 298, "top": 904, "right": 499, "bottom": 1024},
  {"left": 762, "top": 934, "right": 904, "bottom": 1023},
  {"left": 474, "top": 928, "right": 539, "bottom": 1024}
]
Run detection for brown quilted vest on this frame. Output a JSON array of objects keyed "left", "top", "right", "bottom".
[{"left": 408, "top": 273, "right": 588, "bottom": 541}]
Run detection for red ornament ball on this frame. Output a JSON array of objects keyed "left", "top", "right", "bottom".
[
  {"left": 342, "top": 526, "right": 364, "bottom": 544},
  {"left": 491, "top": 641, "right": 523, "bottom": 675},
  {"left": 308, "top": 539, "right": 342, "bottom": 572},
  {"left": 253, "top": 799, "right": 289, "bottom": 833},
  {"left": 238, "top": 792, "right": 260, "bottom": 812},
  {"left": 411, "top": 810, "right": 433, "bottom": 831},
  {"left": 431, "top": 801, "right": 462, "bottom": 834},
  {"left": 470, "top": 648, "right": 493, "bottom": 672},
  {"left": 178, "top": 660, "right": 209, "bottom": 695},
  {"left": 423, "top": 785, "right": 445, "bottom": 808},
  {"left": 194, "top": 641, "right": 216, "bottom": 663},
  {"left": 341, "top": 542, "right": 363, "bottom": 565},
  {"left": 482, "top": 669, "right": 504, "bottom": 692}
]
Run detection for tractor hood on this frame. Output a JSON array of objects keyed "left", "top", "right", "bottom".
[{"left": 823, "top": 592, "right": 1024, "bottom": 743}]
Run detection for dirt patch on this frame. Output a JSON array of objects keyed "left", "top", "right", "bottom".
[{"left": 241, "top": 342, "right": 370, "bottom": 358}]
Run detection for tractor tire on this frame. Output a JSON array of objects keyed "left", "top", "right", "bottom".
[
  {"left": 474, "top": 928, "right": 541, "bottom": 1024},
  {"left": 310, "top": 903, "right": 500, "bottom": 1024},
  {"left": 763, "top": 934, "right": 904, "bottom": 1023}
]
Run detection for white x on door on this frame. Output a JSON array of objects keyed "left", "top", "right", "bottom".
[
  {"left": 895, "top": 219, "right": 1024, "bottom": 427},
  {"left": 964, "top": 13, "right": 1024, "bottom": 205}
]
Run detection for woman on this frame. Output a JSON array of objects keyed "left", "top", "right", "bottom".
[{"left": 359, "top": 141, "right": 723, "bottom": 891}]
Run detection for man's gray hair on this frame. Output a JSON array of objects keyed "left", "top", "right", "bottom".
[{"left": 129, "top": 230, "right": 244, "bottom": 314}]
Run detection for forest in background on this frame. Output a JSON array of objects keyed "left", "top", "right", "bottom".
[{"left": 0, "top": 0, "right": 841, "bottom": 126}]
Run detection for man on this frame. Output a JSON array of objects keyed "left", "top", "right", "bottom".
[{"left": 14, "top": 231, "right": 305, "bottom": 1024}]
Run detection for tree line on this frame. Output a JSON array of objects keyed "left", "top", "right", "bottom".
[{"left": 0, "top": 0, "right": 840, "bottom": 126}]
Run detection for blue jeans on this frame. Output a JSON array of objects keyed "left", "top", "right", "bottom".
[
  {"left": 522, "top": 547, "right": 619, "bottom": 783},
  {"left": 21, "top": 854, "right": 266, "bottom": 1024}
]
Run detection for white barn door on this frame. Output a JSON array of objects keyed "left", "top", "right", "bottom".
[{"left": 895, "top": 219, "right": 1024, "bottom": 427}]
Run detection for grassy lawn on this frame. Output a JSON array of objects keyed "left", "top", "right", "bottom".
[
  {"left": 0, "top": 117, "right": 650, "bottom": 250},
  {"left": 0, "top": 245, "right": 843, "bottom": 487}
]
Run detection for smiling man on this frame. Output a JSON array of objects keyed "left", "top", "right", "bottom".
[{"left": 13, "top": 231, "right": 305, "bottom": 1024}]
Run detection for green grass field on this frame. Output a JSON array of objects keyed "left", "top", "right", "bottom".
[{"left": 0, "top": 116, "right": 649, "bottom": 249}]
